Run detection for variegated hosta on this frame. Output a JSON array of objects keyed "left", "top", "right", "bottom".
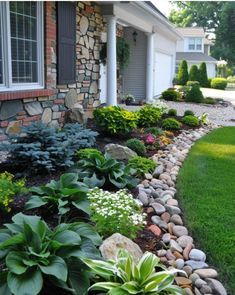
[{"left": 83, "top": 249, "right": 185, "bottom": 295}]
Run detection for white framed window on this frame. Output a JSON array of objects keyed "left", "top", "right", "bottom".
[
  {"left": 0, "top": 2, "right": 44, "bottom": 91},
  {"left": 188, "top": 38, "right": 202, "bottom": 51}
]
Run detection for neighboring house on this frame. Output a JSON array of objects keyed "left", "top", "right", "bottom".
[
  {"left": 175, "top": 27, "right": 217, "bottom": 78},
  {"left": 0, "top": 1, "right": 181, "bottom": 140}
]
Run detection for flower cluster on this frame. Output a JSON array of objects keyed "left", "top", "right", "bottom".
[
  {"left": 145, "top": 134, "right": 156, "bottom": 145},
  {"left": 151, "top": 100, "right": 169, "bottom": 114},
  {"left": 0, "top": 172, "right": 27, "bottom": 212},
  {"left": 88, "top": 188, "right": 146, "bottom": 238}
]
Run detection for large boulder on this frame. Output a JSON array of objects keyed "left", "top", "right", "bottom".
[
  {"left": 68, "top": 103, "right": 86, "bottom": 124},
  {"left": 99, "top": 233, "right": 143, "bottom": 263},
  {"left": 104, "top": 144, "right": 137, "bottom": 161}
]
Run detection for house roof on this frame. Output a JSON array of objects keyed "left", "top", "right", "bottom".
[
  {"left": 176, "top": 52, "right": 218, "bottom": 63},
  {"left": 176, "top": 27, "right": 205, "bottom": 37},
  {"left": 144, "top": 1, "right": 167, "bottom": 19}
]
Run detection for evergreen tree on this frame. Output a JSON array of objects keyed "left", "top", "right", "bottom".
[
  {"left": 189, "top": 65, "right": 200, "bottom": 82},
  {"left": 177, "top": 60, "right": 188, "bottom": 85},
  {"left": 199, "top": 62, "right": 209, "bottom": 87}
]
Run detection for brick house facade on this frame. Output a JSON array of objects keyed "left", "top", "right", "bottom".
[{"left": 0, "top": 1, "right": 106, "bottom": 140}]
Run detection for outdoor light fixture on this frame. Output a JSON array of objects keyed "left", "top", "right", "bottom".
[{"left": 132, "top": 30, "right": 138, "bottom": 45}]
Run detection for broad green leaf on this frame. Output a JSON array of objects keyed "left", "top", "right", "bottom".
[
  {"left": 25, "top": 196, "right": 47, "bottom": 210},
  {"left": 157, "top": 275, "right": 175, "bottom": 292},
  {"left": 0, "top": 232, "right": 11, "bottom": 258},
  {"left": 6, "top": 251, "right": 28, "bottom": 275},
  {"left": 109, "top": 287, "right": 129, "bottom": 295},
  {"left": 60, "top": 173, "right": 78, "bottom": 188},
  {"left": 82, "top": 258, "right": 116, "bottom": 279},
  {"left": 39, "top": 255, "right": 68, "bottom": 282},
  {"left": 0, "top": 271, "right": 11, "bottom": 295},
  {"left": 138, "top": 252, "right": 160, "bottom": 281},
  {"left": 131, "top": 264, "right": 140, "bottom": 282},
  {"left": 89, "top": 282, "right": 121, "bottom": 292},
  {"left": 11, "top": 213, "right": 41, "bottom": 232},
  {"left": 53, "top": 230, "right": 81, "bottom": 246},
  {"left": 166, "top": 285, "right": 185, "bottom": 295},
  {"left": 83, "top": 173, "right": 105, "bottom": 188},
  {"left": 23, "top": 222, "right": 42, "bottom": 253},
  {"left": 122, "top": 281, "right": 140, "bottom": 294},
  {"left": 73, "top": 222, "right": 102, "bottom": 246},
  {"left": 7, "top": 269, "right": 43, "bottom": 295},
  {"left": 0, "top": 233, "right": 24, "bottom": 250},
  {"left": 72, "top": 198, "right": 91, "bottom": 215},
  {"left": 67, "top": 258, "right": 90, "bottom": 295}
]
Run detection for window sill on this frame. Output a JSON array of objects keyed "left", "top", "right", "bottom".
[{"left": 0, "top": 89, "right": 56, "bottom": 101}]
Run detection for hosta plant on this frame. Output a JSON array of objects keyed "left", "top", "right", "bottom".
[
  {"left": 83, "top": 249, "right": 185, "bottom": 295},
  {"left": 88, "top": 189, "right": 146, "bottom": 238},
  {"left": 73, "top": 154, "right": 139, "bottom": 189},
  {"left": 0, "top": 213, "right": 102, "bottom": 295},
  {"left": 25, "top": 173, "right": 90, "bottom": 217}
]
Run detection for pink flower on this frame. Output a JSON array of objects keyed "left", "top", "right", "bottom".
[{"left": 145, "top": 134, "right": 156, "bottom": 144}]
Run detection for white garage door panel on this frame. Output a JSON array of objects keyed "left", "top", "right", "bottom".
[{"left": 154, "top": 52, "right": 173, "bottom": 96}]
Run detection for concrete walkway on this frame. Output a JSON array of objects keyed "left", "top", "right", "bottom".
[{"left": 201, "top": 88, "right": 235, "bottom": 105}]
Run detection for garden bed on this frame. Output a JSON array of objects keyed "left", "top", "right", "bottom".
[{"left": 0, "top": 104, "right": 216, "bottom": 295}]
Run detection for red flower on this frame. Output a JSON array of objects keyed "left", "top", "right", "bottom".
[{"left": 145, "top": 134, "right": 156, "bottom": 144}]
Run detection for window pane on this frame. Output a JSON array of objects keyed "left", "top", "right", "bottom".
[{"left": 10, "top": 1, "right": 38, "bottom": 83}]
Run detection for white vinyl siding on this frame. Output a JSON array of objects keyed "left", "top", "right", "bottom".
[{"left": 0, "top": 2, "right": 43, "bottom": 91}]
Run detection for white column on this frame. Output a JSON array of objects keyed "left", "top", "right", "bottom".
[
  {"left": 106, "top": 16, "right": 117, "bottom": 106},
  {"left": 146, "top": 33, "right": 155, "bottom": 102}
]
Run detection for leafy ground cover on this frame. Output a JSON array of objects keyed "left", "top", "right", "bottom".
[{"left": 177, "top": 127, "right": 235, "bottom": 294}]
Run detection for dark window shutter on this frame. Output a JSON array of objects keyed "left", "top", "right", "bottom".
[{"left": 57, "top": 2, "right": 76, "bottom": 84}]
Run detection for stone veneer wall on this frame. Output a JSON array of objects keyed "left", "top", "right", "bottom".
[{"left": 0, "top": 1, "right": 104, "bottom": 140}]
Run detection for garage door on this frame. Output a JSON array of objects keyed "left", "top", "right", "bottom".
[{"left": 154, "top": 52, "right": 173, "bottom": 96}]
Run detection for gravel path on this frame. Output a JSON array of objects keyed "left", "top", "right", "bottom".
[{"left": 124, "top": 101, "right": 235, "bottom": 126}]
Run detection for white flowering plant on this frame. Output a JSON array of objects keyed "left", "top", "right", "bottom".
[
  {"left": 151, "top": 99, "right": 169, "bottom": 114},
  {"left": 88, "top": 188, "right": 147, "bottom": 238}
]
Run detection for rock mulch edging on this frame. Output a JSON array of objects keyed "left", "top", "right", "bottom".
[{"left": 136, "top": 125, "right": 227, "bottom": 295}]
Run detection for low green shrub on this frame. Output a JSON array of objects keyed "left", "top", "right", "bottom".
[
  {"left": 0, "top": 213, "right": 102, "bottom": 295},
  {"left": 0, "top": 172, "right": 27, "bottom": 212},
  {"left": 184, "top": 110, "right": 195, "bottom": 116},
  {"left": 211, "top": 78, "right": 228, "bottom": 90},
  {"left": 76, "top": 148, "right": 102, "bottom": 159},
  {"left": 74, "top": 154, "right": 138, "bottom": 189},
  {"left": 204, "top": 97, "right": 216, "bottom": 104},
  {"left": 0, "top": 122, "right": 98, "bottom": 173},
  {"left": 144, "top": 127, "right": 164, "bottom": 136},
  {"left": 162, "top": 118, "right": 182, "bottom": 130},
  {"left": 168, "top": 108, "right": 177, "bottom": 116},
  {"left": 25, "top": 173, "right": 90, "bottom": 217},
  {"left": 178, "top": 85, "right": 190, "bottom": 100},
  {"left": 88, "top": 188, "right": 146, "bottom": 238},
  {"left": 137, "top": 104, "right": 162, "bottom": 127},
  {"left": 93, "top": 106, "right": 138, "bottom": 135},
  {"left": 187, "top": 80, "right": 200, "bottom": 87},
  {"left": 128, "top": 156, "right": 156, "bottom": 176},
  {"left": 182, "top": 115, "right": 200, "bottom": 127},
  {"left": 126, "top": 138, "right": 146, "bottom": 156},
  {"left": 161, "top": 89, "right": 180, "bottom": 101},
  {"left": 83, "top": 249, "right": 184, "bottom": 295},
  {"left": 185, "top": 85, "right": 204, "bottom": 103}
]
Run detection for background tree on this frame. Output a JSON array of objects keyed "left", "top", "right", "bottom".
[
  {"left": 199, "top": 62, "right": 209, "bottom": 87},
  {"left": 211, "top": 2, "right": 235, "bottom": 66},
  {"left": 177, "top": 60, "right": 188, "bottom": 85},
  {"left": 189, "top": 65, "right": 200, "bottom": 82},
  {"left": 169, "top": 2, "right": 235, "bottom": 66}
]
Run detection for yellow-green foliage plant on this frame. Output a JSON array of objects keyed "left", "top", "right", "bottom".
[
  {"left": 93, "top": 106, "right": 138, "bottom": 135},
  {"left": 83, "top": 249, "right": 185, "bottom": 295},
  {"left": 0, "top": 172, "right": 27, "bottom": 212}
]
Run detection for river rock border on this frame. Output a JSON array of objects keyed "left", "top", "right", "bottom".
[{"left": 136, "top": 125, "right": 227, "bottom": 295}]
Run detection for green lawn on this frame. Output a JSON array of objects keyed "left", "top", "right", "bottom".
[{"left": 177, "top": 127, "right": 235, "bottom": 294}]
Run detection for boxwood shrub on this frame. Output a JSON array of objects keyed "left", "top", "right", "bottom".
[
  {"left": 211, "top": 78, "right": 228, "bottom": 90},
  {"left": 161, "top": 89, "right": 180, "bottom": 101},
  {"left": 162, "top": 118, "right": 182, "bottom": 130},
  {"left": 126, "top": 138, "right": 146, "bottom": 156},
  {"left": 182, "top": 115, "right": 200, "bottom": 127}
]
